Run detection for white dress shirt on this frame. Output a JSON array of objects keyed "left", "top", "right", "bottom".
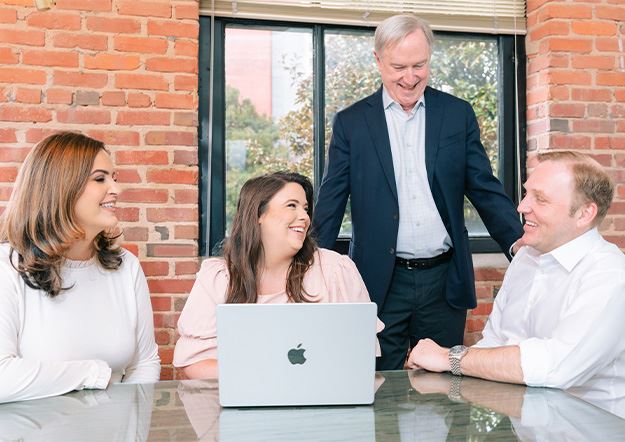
[
  {"left": 382, "top": 88, "right": 451, "bottom": 259},
  {"left": 474, "top": 228, "right": 625, "bottom": 389},
  {"left": 0, "top": 244, "right": 161, "bottom": 403}
]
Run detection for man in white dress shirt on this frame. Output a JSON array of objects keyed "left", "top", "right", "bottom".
[{"left": 406, "top": 150, "right": 625, "bottom": 389}]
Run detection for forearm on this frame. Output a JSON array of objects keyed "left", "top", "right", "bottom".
[
  {"left": 461, "top": 346, "right": 524, "bottom": 384},
  {"left": 0, "top": 356, "right": 111, "bottom": 403},
  {"left": 183, "top": 359, "right": 219, "bottom": 380},
  {"left": 458, "top": 377, "right": 526, "bottom": 418}
]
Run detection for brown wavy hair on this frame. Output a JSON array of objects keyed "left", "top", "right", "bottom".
[
  {"left": 0, "top": 132, "right": 122, "bottom": 297},
  {"left": 223, "top": 172, "right": 317, "bottom": 303}
]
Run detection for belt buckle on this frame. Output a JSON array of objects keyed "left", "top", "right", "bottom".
[{"left": 405, "top": 260, "right": 414, "bottom": 270}]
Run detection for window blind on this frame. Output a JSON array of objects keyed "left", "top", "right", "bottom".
[{"left": 199, "top": 0, "right": 526, "bottom": 34}]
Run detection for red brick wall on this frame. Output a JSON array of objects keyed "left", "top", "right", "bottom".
[
  {"left": 0, "top": 0, "right": 199, "bottom": 379},
  {"left": 525, "top": 0, "right": 625, "bottom": 249}
]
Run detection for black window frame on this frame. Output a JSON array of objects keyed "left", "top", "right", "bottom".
[{"left": 199, "top": 16, "right": 526, "bottom": 256}]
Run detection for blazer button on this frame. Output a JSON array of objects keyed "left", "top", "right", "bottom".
[
  {"left": 389, "top": 248, "right": 395, "bottom": 255},
  {"left": 393, "top": 214, "right": 398, "bottom": 220}
]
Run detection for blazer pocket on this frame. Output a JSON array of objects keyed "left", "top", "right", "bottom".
[{"left": 439, "top": 131, "right": 464, "bottom": 149}]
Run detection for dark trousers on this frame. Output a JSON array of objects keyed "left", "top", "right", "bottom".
[{"left": 376, "top": 260, "right": 466, "bottom": 371}]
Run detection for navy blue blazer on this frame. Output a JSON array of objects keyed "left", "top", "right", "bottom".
[{"left": 312, "top": 86, "right": 523, "bottom": 310}]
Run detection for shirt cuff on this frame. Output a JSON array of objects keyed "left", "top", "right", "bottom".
[
  {"left": 519, "top": 339, "right": 550, "bottom": 387},
  {"left": 85, "top": 360, "right": 112, "bottom": 390}
]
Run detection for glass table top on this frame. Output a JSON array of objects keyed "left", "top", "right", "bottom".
[{"left": 1, "top": 370, "right": 624, "bottom": 441}]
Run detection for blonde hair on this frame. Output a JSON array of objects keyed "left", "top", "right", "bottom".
[
  {"left": 537, "top": 150, "right": 614, "bottom": 225},
  {"left": 0, "top": 132, "right": 122, "bottom": 297}
]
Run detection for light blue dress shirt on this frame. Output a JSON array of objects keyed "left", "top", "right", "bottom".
[{"left": 382, "top": 87, "right": 452, "bottom": 259}]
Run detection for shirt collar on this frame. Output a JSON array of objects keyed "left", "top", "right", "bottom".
[
  {"left": 545, "top": 228, "right": 602, "bottom": 272},
  {"left": 382, "top": 86, "right": 425, "bottom": 113}
]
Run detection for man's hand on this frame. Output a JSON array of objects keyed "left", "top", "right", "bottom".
[
  {"left": 511, "top": 237, "right": 526, "bottom": 255},
  {"left": 406, "top": 338, "right": 450, "bottom": 372}
]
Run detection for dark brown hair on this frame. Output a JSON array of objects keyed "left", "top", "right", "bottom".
[
  {"left": 0, "top": 132, "right": 122, "bottom": 297},
  {"left": 223, "top": 171, "right": 317, "bottom": 303}
]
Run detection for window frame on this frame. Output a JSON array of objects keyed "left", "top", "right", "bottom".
[{"left": 199, "top": 16, "right": 526, "bottom": 256}]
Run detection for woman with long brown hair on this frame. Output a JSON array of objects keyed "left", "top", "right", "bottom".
[
  {"left": 174, "top": 172, "right": 382, "bottom": 379},
  {"left": 0, "top": 132, "right": 160, "bottom": 403}
]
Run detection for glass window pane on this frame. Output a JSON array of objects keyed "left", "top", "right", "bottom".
[
  {"left": 224, "top": 26, "right": 313, "bottom": 234},
  {"left": 324, "top": 30, "right": 378, "bottom": 237},
  {"left": 323, "top": 32, "right": 500, "bottom": 239},
  {"left": 430, "top": 36, "right": 499, "bottom": 237}
]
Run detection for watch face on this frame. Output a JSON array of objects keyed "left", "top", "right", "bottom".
[{"left": 450, "top": 345, "right": 467, "bottom": 356}]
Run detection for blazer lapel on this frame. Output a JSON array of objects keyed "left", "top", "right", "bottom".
[
  {"left": 364, "top": 88, "right": 398, "bottom": 202},
  {"left": 424, "top": 87, "right": 443, "bottom": 187}
]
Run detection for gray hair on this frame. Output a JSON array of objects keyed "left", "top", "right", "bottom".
[{"left": 375, "top": 14, "right": 435, "bottom": 56}]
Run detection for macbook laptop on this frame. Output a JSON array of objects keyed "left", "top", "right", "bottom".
[{"left": 216, "top": 302, "right": 377, "bottom": 407}]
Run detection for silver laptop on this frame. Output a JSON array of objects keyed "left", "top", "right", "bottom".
[{"left": 216, "top": 302, "right": 377, "bottom": 407}]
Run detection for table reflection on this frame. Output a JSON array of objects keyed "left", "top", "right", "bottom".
[
  {"left": 1, "top": 371, "right": 625, "bottom": 441},
  {"left": 569, "top": 375, "right": 625, "bottom": 419},
  {"left": 0, "top": 383, "right": 153, "bottom": 441}
]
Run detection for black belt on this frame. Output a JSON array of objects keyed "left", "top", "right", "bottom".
[{"left": 395, "top": 249, "right": 453, "bottom": 270}]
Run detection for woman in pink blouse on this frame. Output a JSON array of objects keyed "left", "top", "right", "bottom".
[{"left": 174, "top": 172, "right": 382, "bottom": 379}]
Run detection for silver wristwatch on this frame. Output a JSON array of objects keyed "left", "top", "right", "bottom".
[{"left": 449, "top": 345, "right": 469, "bottom": 376}]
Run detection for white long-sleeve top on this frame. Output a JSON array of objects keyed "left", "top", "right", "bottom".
[
  {"left": 474, "top": 228, "right": 625, "bottom": 389},
  {"left": 0, "top": 244, "right": 160, "bottom": 403}
]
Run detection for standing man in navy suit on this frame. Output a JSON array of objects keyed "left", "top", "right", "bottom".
[{"left": 312, "top": 15, "right": 524, "bottom": 370}]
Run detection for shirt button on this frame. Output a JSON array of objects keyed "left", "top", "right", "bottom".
[{"left": 389, "top": 248, "right": 395, "bottom": 255}]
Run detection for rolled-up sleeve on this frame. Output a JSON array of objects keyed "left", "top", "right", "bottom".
[{"left": 519, "top": 271, "right": 625, "bottom": 389}]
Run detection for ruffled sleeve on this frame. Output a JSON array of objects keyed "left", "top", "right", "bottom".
[{"left": 173, "top": 258, "right": 229, "bottom": 367}]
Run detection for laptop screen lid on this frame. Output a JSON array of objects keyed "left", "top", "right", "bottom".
[{"left": 216, "top": 302, "right": 377, "bottom": 407}]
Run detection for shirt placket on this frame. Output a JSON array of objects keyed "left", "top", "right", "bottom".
[{"left": 523, "top": 258, "right": 551, "bottom": 325}]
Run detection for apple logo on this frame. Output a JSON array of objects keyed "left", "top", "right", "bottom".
[{"left": 287, "top": 343, "right": 306, "bottom": 365}]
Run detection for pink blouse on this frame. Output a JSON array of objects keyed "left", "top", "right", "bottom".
[{"left": 173, "top": 248, "right": 383, "bottom": 367}]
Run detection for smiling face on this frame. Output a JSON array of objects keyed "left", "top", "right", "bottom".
[
  {"left": 73, "top": 150, "right": 121, "bottom": 241},
  {"left": 517, "top": 160, "right": 593, "bottom": 254},
  {"left": 258, "top": 182, "right": 310, "bottom": 261},
  {"left": 375, "top": 29, "right": 430, "bottom": 111}
]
